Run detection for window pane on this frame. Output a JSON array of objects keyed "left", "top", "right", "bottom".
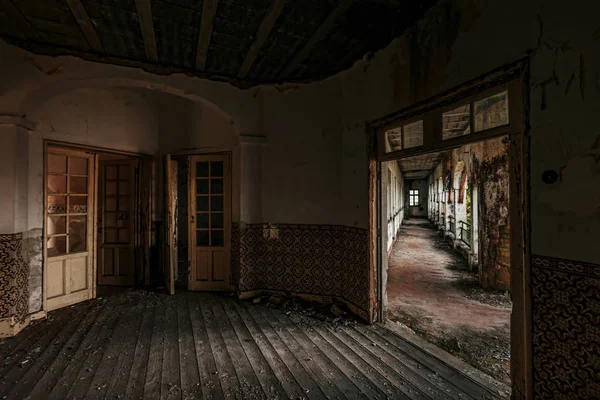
[
  {"left": 384, "top": 127, "right": 402, "bottom": 152},
  {"left": 118, "top": 165, "right": 130, "bottom": 179},
  {"left": 69, "top": 196, "right": 88, "bottom": 214},
  {"left": 211, "top": 179, "right": 224, "bottom": 195},
  {"left": 197, "top": 230, "right": 209, "bottom": 246},
  {"left": 474, "top": 91, "right": 509, "bottom": 132},
  {"left": 211, "top": 213, "right": 224, "bottom": 229},
  {"left": 105, "top": 197, "right": 117, "bottom": 212},
  {"left": 196, "top": 179, "right": 209, "bottom": 194},
  {"left": 70, "top": 177, "right": 87, "bottom": 194},
  {"left": 403, "top": 120, "right": 424, "bottom": 149},
  {"left": 48, "top": 196, "right": 67, "bottom": 214},
  {"left": 211, "top": 230, "right": 224, "bottom": 246},
  {"left": 47, "top": 216, "right": 66, "bottom": 235},
  {"left": 47, "top": 236, "right": 66, "bottom": 256},
  {"left": 196, "top": 196, "right": 209, "bottom": 212},
  {"left": 48, "top": 154, "right": 67, "bottom": 174},
  {"left": 118, "top": 197, "right": 130, "bottom": 211},
  {"left": 48, "top": 175, "right": 67, "bottom": 195},
  {"left": 104, "top": 212, "right": 117, "bottom": 227},
  {"left": 119, "top": 181, "right": 129, "bottom": 195},
  {"left": 196, "top": 162, "right": 209, "bottom": 178},
  {"left": 196, "top": 213, "right": 209, "bottom": 229},
  {"left": 69, "top": 216, "right": 87, "bottom": 253},
  {"left": 70, "top": 157, "right": 88, "bottom": 175},
  {"left": 210, "top": 161, "right": 224, "bottom": 177},
  {"left": 105, "top": 166, "right": 118, "bottom": 179},
  {"left": 211, "top": 196, "right": 223, "bottom": 212},
  {"left": 443, "top": 104, "right": 471, "bottom": 140},
  {"left": 105, "top": 181, "right": 117, "bottom": 196}
]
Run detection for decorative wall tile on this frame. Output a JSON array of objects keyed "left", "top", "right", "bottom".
[
  {"left": 0, "top": 233, "right": 29, "bottom": 322},
  {"left": 230, "top": 222, "right": 240, "bottom": 287},
  {"left": 236, "top": 223, "right": 369, "bottom": 313},
  {"left": 532, "top": 255, "right": 600, "bottom": 399}
]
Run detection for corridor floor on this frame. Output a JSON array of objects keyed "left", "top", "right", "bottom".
[
  {"left": 0, "top": 290, "right": 508, "bottom": 399},
  {"left": 387, "top": 218, "right": 511, "bottom": 384}
]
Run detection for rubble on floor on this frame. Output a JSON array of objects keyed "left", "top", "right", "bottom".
[{"left": 244, "top": 293, "right": 360, "bottom": 327}]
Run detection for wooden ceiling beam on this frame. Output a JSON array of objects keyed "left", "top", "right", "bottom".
[
  {"left": 238, "top": 0, "right": 285, "bottom": 79},
  {"left": 195, "top": 0, "right": 218, "bottom": 71},
  {"left": 0, "top": 0, "right": 41, "bottom": 40},
  {"left": 64, "top": 0, "right": 104, "bottom": 53},
  {"left": 134, "top": 0, "right": 158, "bottom": 63},
  {"left": 278, "top": 0, "right": 352, "bottom": 79}
]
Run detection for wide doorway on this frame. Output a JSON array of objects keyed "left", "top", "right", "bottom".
[{"left": 369, "top": 63, "right": 531, "bottom": 397}]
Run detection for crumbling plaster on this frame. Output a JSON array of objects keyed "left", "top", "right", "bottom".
[
  {"left": 259, "top": 0, "right": 600, "bottom": 263},
  {"left": 0, "top": 0, "right": 597, "bottom": 325}
]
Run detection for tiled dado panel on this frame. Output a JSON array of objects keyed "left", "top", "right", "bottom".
[
  {"left": 233, "top": 223, "right": 369, "bottom": 313},
  {"left": 0, "top": 233, "right": 29, "bottom": 322},
  {"left": 532, "top": 255, "right": 600, "bottom": 399}
]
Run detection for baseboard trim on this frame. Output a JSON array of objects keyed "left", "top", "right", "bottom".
[{"left": 0, "top": 310, "right": 47, "bottom": 338}]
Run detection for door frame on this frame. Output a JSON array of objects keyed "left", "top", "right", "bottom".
[
  {"left": 43, "top": 140, "right": 151, "bottom": 309},
  {"left": 97, "top": 157, "right": 138, "bottom": 286},
  {"left": 168, "top": 151, "right": 234, "bottom": 292},
  {"left": 43, "top": 145, "right": 96, "bottom": 312},
  {"left": 366, "top": 59, "right": 532, "bottom": 398}
]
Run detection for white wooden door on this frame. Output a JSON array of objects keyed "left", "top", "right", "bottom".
[
  {"left": 45, "top": 147, "right": 95, "bottom": 311},
  {"left": 189, "top": 155, "right": 231, "bottom": 291},
  {"left": 97, "top": 159, "right": 136, "bottom": 286}
]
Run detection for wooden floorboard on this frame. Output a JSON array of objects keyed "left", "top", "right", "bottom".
[
  {"left": 125, "top": 295, "right": 157, "bottom": 398},
  {"left": 143, "top": 293, "right": 166, "bottom": 400},
  {"left": 0, "top": 290, "right": 508, "bottom": 400}
]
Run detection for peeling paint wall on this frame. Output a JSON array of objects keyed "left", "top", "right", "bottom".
[
  {"left": 429, "top": 137, "right": 511, "bottom": 290},
  {"left": 384, "top": 161, "right": 404, "bottom": 253},
  {"left": 260, "top": 0, "right": 598, "bottom": 321},
  {"left": 0, "top": 44, "right": 251, "bottom": 315}
]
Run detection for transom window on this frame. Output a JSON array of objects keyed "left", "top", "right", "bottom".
[
  {"left": 385, "top": 120, "right": 424, "bottom": 153},
  {"left": 409, "top": 190, "right": 420, "bottom": 207},
  {"left": 442, "top": 90, "right": 509, "bottom": 140},
  {"left": 380, "top": 85, "right": 515, "bottom": 157}
]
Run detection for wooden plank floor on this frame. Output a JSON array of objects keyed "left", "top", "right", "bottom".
[{"left": 0, "top": 290, "right": 507, "bottom": 399}]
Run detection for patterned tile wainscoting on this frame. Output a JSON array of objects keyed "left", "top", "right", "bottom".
[
  {"left": 233, "top": 223, "right": 369, "bottom": 316},
  {"left": 0, "top": 233, "right": 29, "bottom": 322},
  {"left": 531, "top": 255, "right": 600, "bottom": 399}
]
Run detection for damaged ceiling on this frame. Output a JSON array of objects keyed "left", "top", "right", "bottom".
[
  {"left": 397, "top": 151, "right": 445, "bottom": 180},
  {"left": 0, "top": 0, "right": 436, "bottom": 88}
]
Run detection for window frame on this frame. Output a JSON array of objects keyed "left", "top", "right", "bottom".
[
  {"left": 376, "top": 77, "right": 521, "bottom": 162},
  {"left": 409, "top": 189, "right": 420, "bottom": 207}
]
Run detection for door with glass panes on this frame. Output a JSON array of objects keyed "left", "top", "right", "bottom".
[
  {"left": 97, "top": 159, "right": 136, "bottom": 286},
  {"left": 45, "top": 147, "right": 95, "bottom": 311},
  {"left": 188, "top": 155, "right": 231, "bottom": 291}
]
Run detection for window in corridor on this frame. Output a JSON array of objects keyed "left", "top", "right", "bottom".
[{"left": 409, "top": 189, "right": 419, "bottom": 206}]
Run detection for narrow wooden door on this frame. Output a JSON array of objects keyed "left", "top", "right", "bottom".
[
  {"left": 189, "top": 155, "right": 231, "bottom": 291},
  {"left": 97, "top": 159, "right": 136, "bottom": 286},
  {"left": 163, "top": 155, "right": 176, "bottom": 295},
  {"left": 45, "top": 147, "right": 95, "bottom": 311}
]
